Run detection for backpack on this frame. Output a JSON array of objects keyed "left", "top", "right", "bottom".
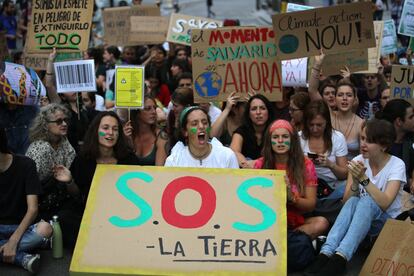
[{"left": 287, "top": 230, "right": 315, "bottom": 271}]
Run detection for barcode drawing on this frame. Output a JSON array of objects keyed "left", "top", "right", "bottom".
[{"left": 56, "top": 64, "right": 94, "bottom": 88}]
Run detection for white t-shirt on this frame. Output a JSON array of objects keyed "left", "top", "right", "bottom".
[
  {"left": 165, "top": 138, "right": 239, "bottom": 169},
  {"left": 208, "top": 104, "right": 222, "bottom": 124},
  {"left": 299, "top": 130, "right": 348, "bottom": 189},
  {"left": 353, "top": 154, "right": 406, "bottom": 218},
  {"left": 95, "top": 94, "right": 105, "bottom": 111}
]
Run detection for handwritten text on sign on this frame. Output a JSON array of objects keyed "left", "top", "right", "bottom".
[
  {"left": 390, "top": 65, "right": 414, "bottom": 103},
  {"left": 71, "top": 166, "right": 287, "bottom": 275},
  {"left": 26, "top": 0, "right": 94, "bottom": 52},
  {"left": 166, "top": 13, "right": 222, "bottom": 46},
  {"left": 191, "top": 27, "right": 282, "bottom": 103},
  {"left": 272, "top": 1, "right": 375, "bottom": 59}
]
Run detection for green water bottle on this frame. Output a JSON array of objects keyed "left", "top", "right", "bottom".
[{"left": 52, "top": 215, "right": 63, "bottom": 259}]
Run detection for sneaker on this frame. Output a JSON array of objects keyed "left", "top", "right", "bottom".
[
  {"left": 317, "top": 253, "right": 347, "bottom": 276},
  {"left": 22, "top": 254, "right": 40, "bottom": 274},
  {"left": 303, "top": 253, "right": 330, "bottom": 275}
]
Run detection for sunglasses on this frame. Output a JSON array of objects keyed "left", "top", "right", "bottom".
[{"left": 47, "top": 118, "right": 69, "bottom": 125}]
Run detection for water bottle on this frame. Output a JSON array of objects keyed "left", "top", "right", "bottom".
[{"left": 52, "top": 215, "right": 63, "bottom": 259}]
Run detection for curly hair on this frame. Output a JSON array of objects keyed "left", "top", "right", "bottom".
[{"left": 29, "top": 103, "right": 70, "bottom": 142}]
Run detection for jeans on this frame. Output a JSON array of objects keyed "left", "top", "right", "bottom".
[
  {"left": 320, "top": 195, "right": 389, "bottom": 261},
  {"left": 0, "top": 223, "right": 49, "bottom": 267}
]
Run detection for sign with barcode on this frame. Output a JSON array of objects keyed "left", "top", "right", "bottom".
[{"left": 54, "top": 60, "right": 96, "bottom": 93}]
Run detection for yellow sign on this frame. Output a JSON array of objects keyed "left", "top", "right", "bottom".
[
  {"left": 70, "top": 165, "right": 287, "bottom": 275},
  {"left": 115, "top": 66, "right": 144, "bottom": 109}
]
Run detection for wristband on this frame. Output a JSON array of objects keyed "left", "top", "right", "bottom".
[{"left": 312, "top": 67, "right": 321, "bottom": 72}]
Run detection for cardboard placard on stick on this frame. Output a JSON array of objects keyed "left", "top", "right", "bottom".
[
  {"left": 26, "top": 0, "right": 94, "bottom": 53},
  {"left": 390, "top": 65, "right": 414, "bottom": 103},
  {"left": 166, "top": 13, "right": 223, "bottom": 46},
  {"left": 321, "top": 49, "right": 368, "bottom": 76},
  {"left": 191, "top": 27, "right": 282, "bottom": 103},
  {"left": 103, "top": 5, "right": 160, "bottom": 46},
  {"left": 272, "top": 2, "right": 375, "bottom": 59},
  {"left": 360, "top": 219, "right": 414, "bottom": 275},
  {"left": 129, "top": 16, "right": 169, "bottom": 45},
  {"left": 356, "top": 21, "right": 384, "bottom": 74},
  {"left": 70, "top": 165, "right": 287, "bottom": 275},
  {"left": 381, "top": 19, "right": 398, "bottom": 55},
  {"left": 398, "top": 0, "right": 414, "bottom": 37},
  {"left": 23, "top": 51, "right": 82, "bottom": 71},
  {"left": 115, "top": 66, "right": 145, "bottom": 109}
]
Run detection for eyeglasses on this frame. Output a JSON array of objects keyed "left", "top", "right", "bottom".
[{"left": 47, "top": 118, "right": 69, "bottom": 125}]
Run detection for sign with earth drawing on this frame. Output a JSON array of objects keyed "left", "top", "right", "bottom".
[
  {"left": 272, "top": 2, "right": 376, "bottom": 60},
  {"left": 191, "top": 27, "right": 282, "bottom": 103}
]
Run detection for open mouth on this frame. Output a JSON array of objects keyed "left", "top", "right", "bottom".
[{"left": 197, "top": 132, "right": 207, "bottom": 144}]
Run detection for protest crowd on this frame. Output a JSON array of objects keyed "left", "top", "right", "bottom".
[{"left": 1, "top": 0, "right": 414, "bottom": 275}]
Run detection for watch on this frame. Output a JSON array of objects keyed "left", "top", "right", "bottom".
[{"left": 359, "top": 178, "right": 370, "bottom": 187}]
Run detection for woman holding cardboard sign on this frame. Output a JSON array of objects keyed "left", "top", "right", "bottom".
[
  {"left": 165, "top": 106, "right": 239, "bottom": 168},
  {"left": 305, "top": 119, "right": 406, "bottom": 275}
]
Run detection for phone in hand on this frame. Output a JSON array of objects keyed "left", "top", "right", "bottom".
[{"left": 307, "top": 152, "right": 319, "bottom": 160}]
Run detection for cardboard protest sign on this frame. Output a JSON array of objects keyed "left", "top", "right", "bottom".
[
  {"left": 286, "top": 3, "right": 314, "bottom": 12},
  {"left": 381, "top": 19, "right": 398, "bottom": 55},
  {"left": 281, "top": 58, "right": 307, "bottom": 87},
  {"left": 356, "top": 21, "right": 384, "bottom": 74},
  {"left": 410, "top": 37, "right": 414, "bottom": 52},
  {"left": 0, "top": 62, "right": 46, "bottom": 105},
  {"left": 166, "top": 13, "right": 223, "bottom": 46},
  {"left": 360, "top": 219, "right": 414, "bottom": 275},
  {"left": 398, "top": 0, "right": 414, "bottom": 37},
  {"left": 129, "top": 16, "right": 169, "bottom": 45},
  {"left": 272, "top": 2, "right": 375, "bottom": 60},
  {"left": 54, "top": 60, "right": 96, "bottom": 93},
  {"left": 321, "top": 49, "right": 368, "bottom": 76},
  {"left": 70, "top": 165, "right": 287, "bottom": 275},
  {"left": 390, "top": 65, "right": 414, "bottom": 103},
  {"left": 191, "top": 27, "right": 282, "bottom": 103},
  {"left": 26, "top": 0, "right": 94, "bottom": 53},
  {"left": 23, "top": 51, "right": 82, "bottom": 71},
  {"left": 115, "top": 66, "right": 145, "bottom": 109},
  {"left": 103, "top": 5, "right": 160, "bottom": 46}
]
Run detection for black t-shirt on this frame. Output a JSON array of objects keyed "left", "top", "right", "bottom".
[
  {"left": 70, "top": 152, "right": 141, "bottom": 208},
  {"left": 0, "top": 155, "right": 42, "bottom": 224},
  {"left": 234, "top": 125, "right": 263, "bottom": 160}
]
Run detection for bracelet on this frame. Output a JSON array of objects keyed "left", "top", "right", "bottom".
[
  {"left": 64, "top": 179, "right": 74, "bottom": 186},
  {"left": 46, "top": 72, "right": 53, "bottom": 75},
  {"left": 312, "top": 67, "right": 321, "bottom": 72}
]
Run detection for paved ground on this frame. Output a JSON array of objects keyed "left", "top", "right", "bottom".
[{"left": 0, "top": 245, "right": 370, "bottom": 275}]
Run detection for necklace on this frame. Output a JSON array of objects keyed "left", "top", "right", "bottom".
[
  {"left": 188, "top": 144, "right": 212, "bottom": 165},
  {"left": 334, "top": 113, "right": 356, "bottom": 140}
]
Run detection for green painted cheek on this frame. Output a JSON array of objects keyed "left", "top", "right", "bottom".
[
  {"left": 271, "top": 141, "right": 277, "bottom": 145},
  {"left": 98, "top": 131, "right": 106, "bottom": 137},
  {"left": 206, "top": 127, "right": 211, "bottom": 133},
  {"left": 190, "top": 128, "right": 197, "bottom": 134},
  {"left": 283, "top": 141, "right": 290, "bottom": 146}
]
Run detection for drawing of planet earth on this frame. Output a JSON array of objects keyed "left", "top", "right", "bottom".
[{"left": 194, "top": 72, "right": 222, "bottom": 98}]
